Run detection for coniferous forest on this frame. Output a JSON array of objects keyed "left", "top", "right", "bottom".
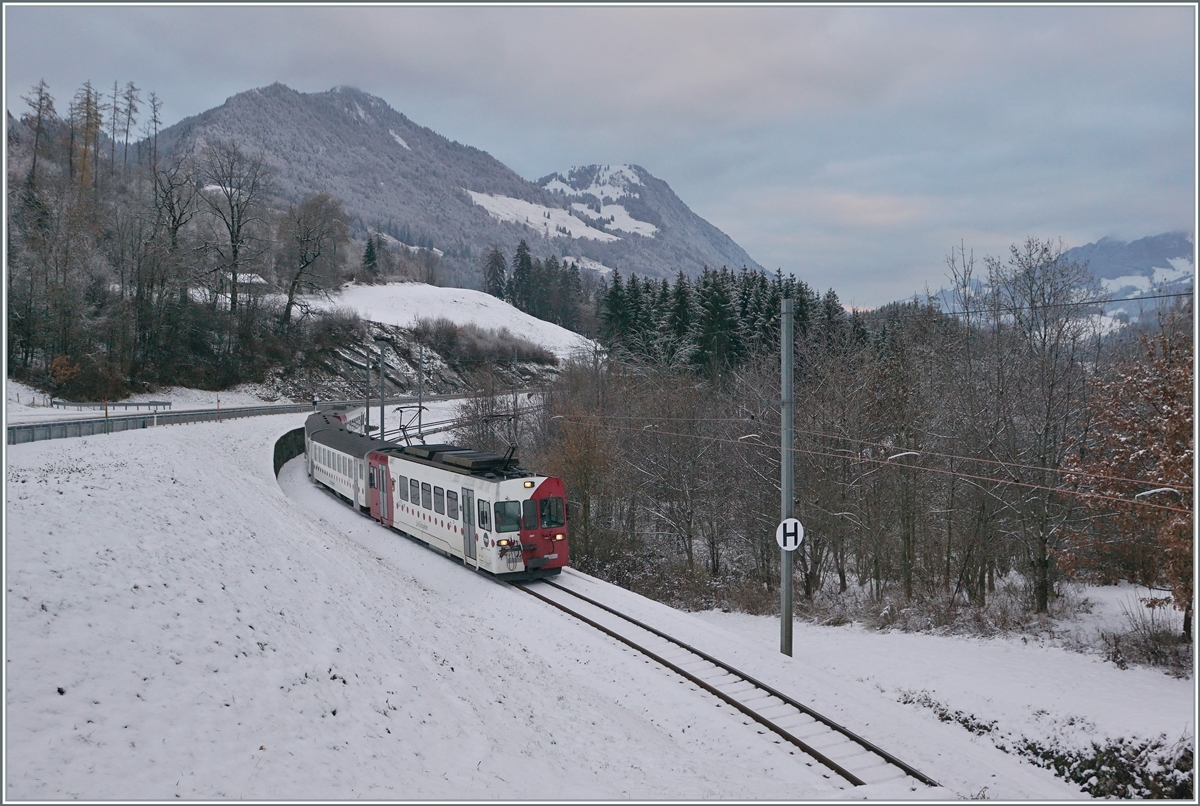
[{"left": 474, "top": 246, "right": 1193, "bottom": 669}]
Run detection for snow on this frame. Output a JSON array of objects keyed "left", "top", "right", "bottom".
[
  {"left": 546, "top": 164, "right": 644, "bottom": 201},
  {"left": 1152, "top": 259, "right": 1193, "bottom": 285},
  {"left": 309, "top": 282, "right": 598, "bottom": 361},
  {"left": 5, "top": 379, "right": 293, "bottom": 424},
  {"left": 570, "top": 202, "right": 658, "bottom": 238},
  {"left": 566, "top": 256, "right": 615, "bottom": 276},
  {"left": 374, "top": 230, "right": 442, "bottom": 258},
  {"left": 464, "top": 190, "right": 621, "bottom": 243},
  {"left": 6, "top": 413, "right": 1113, "bottom": 799},
  {"left": 388, "top": 129, "right": 410, "bottom": 150},
  {"left": 1102, "top": 274, "right": 1153, "bottom": 293},
  {"left": 694, "top": 597, "right": 1192, "bottom": 769}
]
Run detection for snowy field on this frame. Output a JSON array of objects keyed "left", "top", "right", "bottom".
[
  {"left": 5, "top": 379, "right": 295, "bottom": 425},
  {"left": 310, "top": 282, "right": 598, "bottom": 361},
  {"left": 4, "top": 412, "right": 1190, "bottom": 799}
]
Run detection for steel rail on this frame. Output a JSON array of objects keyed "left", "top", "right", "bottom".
[
  {"left": 516, "top": 579, "right": 940, "bottom": 789},
  {"left": 515, "top": 582, "right": 868, "bottom": 787},
  {"left": 544, "top": 579, "right": 940, "bottom": 786}
]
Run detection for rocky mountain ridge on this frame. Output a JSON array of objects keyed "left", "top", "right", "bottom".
[{"left": 155, "top": 83, "right": 763, "bottom": 285}]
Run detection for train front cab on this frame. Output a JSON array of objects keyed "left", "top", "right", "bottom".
[{"left": 510, "top": 476, "right": 569, "bottom": 576}]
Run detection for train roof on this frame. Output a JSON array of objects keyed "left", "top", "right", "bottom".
[
  {"left": 305, "top": 411, "right": 532, "bottom": 480},
  {"left": 306, "top": 411, "right": 377, "bottom": 457}
]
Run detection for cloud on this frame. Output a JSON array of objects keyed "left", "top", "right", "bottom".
[{"left": 5, "top": 5, "right": 1193, "bottom": 307}]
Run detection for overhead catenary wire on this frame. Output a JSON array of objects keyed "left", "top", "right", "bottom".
[
  {"left": 551, "top": 417, "right": 1192, "bottom": 516},
  {"left": 554, "top": 412, "right": 1189, "bottom": 491}
]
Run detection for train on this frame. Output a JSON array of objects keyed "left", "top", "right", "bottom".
[{"left": 303, "top": 406, "right": 569, "bottom": 580}]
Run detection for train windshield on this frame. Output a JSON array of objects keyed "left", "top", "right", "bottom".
[
  {"left": 494, "top": 501, "right": 522, "bottom": 533},
  {"left": 540, "top": 497, "right": 565, "bottom": 528}
]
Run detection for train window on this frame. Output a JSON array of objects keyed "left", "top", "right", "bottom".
[
  {"left": 397, "top": 476, "right": 409, "bottom": 502},
  {"left": 369, "top": 467, "right": 376, "bottom": 488},
  {"left": 522, "top": 499, "right": 538, "bottom": 531},
  {"left": 446, "top": 490, "right": 459, "bottom": 520},
  {"left": 495, "top": 501, "right": 521, "bottom": 533},
  {"left": 540, "top": 497, "right": 566, "bottom": 528},
  {"left": 420, "top": 482, "right": 432, "bottom": 510},
  {"left": 478, "top": 499, "right": 492, "bottom": 530},
  {"left": 410, "top": 479, "right": 420, "bottom": 504},
  {"left": 433, "top": 486, "right": 445, "bottom": 515}
]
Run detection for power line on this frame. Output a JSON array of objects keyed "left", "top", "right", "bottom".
[
  {"left": 556, "top": 412, "right": 1189, "bottom": 491},
  {"left": 554, "top": 417, "right": 1192, "bottom": 516},
  {"left": 926, "top": 291, "right": 1193, "bottom": 319}
]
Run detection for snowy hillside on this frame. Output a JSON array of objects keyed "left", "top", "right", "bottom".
[
  {"left": 5, "top": 413, "right": 1191, "bottom": 798},
  {"left": 154, "top": 84, "right": 762, "bottom": 282},
  {"left": 465, "top": 191, "right": 620, "bottom": 242},
  {"left": 309, "top": 281, "right": 598, "bottom": 361}
]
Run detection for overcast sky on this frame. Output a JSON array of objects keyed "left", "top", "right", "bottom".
[{"left": 5, "top": 4, "right": 1195, "bottom": 307}]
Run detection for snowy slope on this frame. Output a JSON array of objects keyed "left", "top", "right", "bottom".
[
  {"left": 5, "top": 379, "right": 294, "bottom": 425},
  {"left": 5, "top": 412, "right": 1153, "bottom": 799},
  {"left": 465, "top": 191, "right": 620, "bottom": 242},
  {"left": 309, "top": 282, "right": 598, "bottom": 361}
]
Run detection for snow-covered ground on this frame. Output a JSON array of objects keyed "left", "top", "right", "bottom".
[
  {"left": 465, "top": 190, "right": 620, "bottom": 243},
  {"left": 570, "top": 202, "right": 658, "bottom": 237},
  {"left": 7, "top": 412, "right": 1190, "bottom": 799},
  {"left": 695, "top": 600, "right": 1193, "bottom": 782},
  {"left": 309, "top": 282, "right": 598, "bottom": 362},
  {"left": 5, "top": 379, "right": 295, "bottom": 425}
]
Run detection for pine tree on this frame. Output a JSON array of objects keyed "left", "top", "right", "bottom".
[
  {"left": 483, "top": 248, "right": 507, "bottom": 297},
  {"left": 693, "top": 267, "right": 741, "bottom": 374},
  {"left": 509, "top": 240, "right": 533, "bottom": 309},
  {"left": 362, "top": 237, "right": 378, "bottom": 278},
  {"left": 599, "top": 270, "right": 627, "bottom": 344},
  {"left": 668, "top": 271, "right": 695, "bottom": 339}
]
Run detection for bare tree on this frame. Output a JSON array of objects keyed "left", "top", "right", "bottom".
[
  {"left": 276, "top": 193, "right": 350, "bottom": 327},
  {"left": 198, "top": 140, "right": 272, "bottom": 317}
]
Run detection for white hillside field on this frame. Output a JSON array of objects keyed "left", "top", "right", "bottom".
[
  {"left": 6, "top": 413, "right": 1117, "bottom": 799},
  {"left": 464, "top": 190, "right": 620, "bottom": 243},
  {"left": 545, "top": 164, "right": 645, "bottom": 201},
  {"left": 571, "top": 202, "right": 658, "bottom": 237},
  {"left": 312, "top": 282, "right": 598, "bottom": 361}
]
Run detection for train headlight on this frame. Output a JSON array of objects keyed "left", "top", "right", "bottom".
[
  {"left": 497, "top": 539, "right": 510, "bottom": 547},
  {"left": 554, "top": 533, "right": 564, "bottom": 541},
  {"left": 523, "top": 481, "right": 534, "bottom": 488}
]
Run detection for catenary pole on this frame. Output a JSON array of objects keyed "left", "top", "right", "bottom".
[
  {"left": 418, "top": 344, "right": 424, "bottom": 440},
  {"left": 365, "top": 340, "right": 371, "bottom": 438},
  {"left": 377, "top": 339, "right": 386, "bottom": 441},
  {"left": 781, "top": 296, "right": 794, "bottom": 656}
]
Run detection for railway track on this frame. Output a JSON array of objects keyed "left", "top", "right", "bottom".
[{"left": 514, "top": 576, "right": 940, "bottom": 790}]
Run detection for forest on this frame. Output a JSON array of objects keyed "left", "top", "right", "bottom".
[
  {"left": 463, "top": 250, "right": 1194, "bottom": 667},
  {"left": 5, "top": 80, "right": 441, "bottom": 401}
]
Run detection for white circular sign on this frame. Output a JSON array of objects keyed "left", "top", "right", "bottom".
[{"left": 776, "top": 518, "right": 804, "bottom": 551}]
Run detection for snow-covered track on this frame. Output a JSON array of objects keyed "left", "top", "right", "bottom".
[{"left": 514, "top": 578, "right": 940, "bottom": 790}]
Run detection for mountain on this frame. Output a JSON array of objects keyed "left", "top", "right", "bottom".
[
  {"left": 1063, "top": 232, "right": 1193, "bottom": 280},
  {"left": 155, "top": 83, "right": 763, "bottom": 284},
  {"left": 922, "top": 232, "right": 1193, "bottom": 321}
]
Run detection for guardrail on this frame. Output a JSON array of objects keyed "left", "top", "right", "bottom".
[
  {"left": 6, "top": 392, "right": 476, "bottom": 446},
  {"left": 51, "top": 399, "right": 173, "bottom": 411}
]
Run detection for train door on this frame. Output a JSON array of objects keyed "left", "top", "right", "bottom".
[
  {"left": 462, "top": 488, "right": 476, "bottom": 562},
  {"left": 379, "top": 463, "right": 392, "bottom": 527},
  {"left": 368, "top": 454, "right": 389, "bottom": 524}
]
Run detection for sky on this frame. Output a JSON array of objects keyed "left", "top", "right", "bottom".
[{"left": 4, "top": 4, "right": 1196, "bottom": 307}]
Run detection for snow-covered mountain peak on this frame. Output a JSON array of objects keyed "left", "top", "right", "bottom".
[{"left": 540, "top": 164, "right": 645, "bottom": 202}]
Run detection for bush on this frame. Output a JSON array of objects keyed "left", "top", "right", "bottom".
[{"left": 411, "top": 317, "right": 556, "bottom": 369}]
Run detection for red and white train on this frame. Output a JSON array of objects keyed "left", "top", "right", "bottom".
[{"left": 304, "top": 407, "right": 569, "bottom": 580}]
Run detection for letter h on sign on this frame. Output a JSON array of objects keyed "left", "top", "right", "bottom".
[{"left": 776, "top": 518, "right": 804, "bottom": 552}]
